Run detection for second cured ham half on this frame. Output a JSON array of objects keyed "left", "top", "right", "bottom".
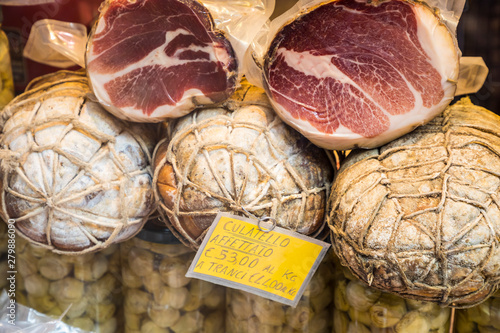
[{"left": 264, "top": 0, "right": 460, "bottom": 150}]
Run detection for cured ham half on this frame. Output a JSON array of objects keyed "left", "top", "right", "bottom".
[
  {"left": 86, "top": 0, "right": 238, "bottom": 123},
  {"left": 264, "top": 0, "right": 459, "bottom": 150}
]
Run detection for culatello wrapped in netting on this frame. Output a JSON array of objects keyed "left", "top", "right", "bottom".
[
  {"left": 0, "top": 70, "right": 156, "bottom": 254},
  {"left": 328, "top": 97, "right": 500, "bottom": 308},
  {"left": 153, "top": 80, "right": 334, "bottom": 249}
]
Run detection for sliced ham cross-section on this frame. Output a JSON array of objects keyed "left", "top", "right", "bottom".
[
  {"left": 264, "top": 0, "right": 459, "bottom": 150},
  {"left": 86, "top": 0, "right": 238, "bottom": 122}
]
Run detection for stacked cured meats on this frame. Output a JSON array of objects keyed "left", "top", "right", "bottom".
[
  {"left": 2, "top": 0, "right": 498, "bottom": 325},
  {"left": 263, "top": 0, "right": 460, "bottom": 150}
]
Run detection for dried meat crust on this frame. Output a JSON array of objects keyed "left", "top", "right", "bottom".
[
  {"left": 0, "top": 71, "right": 156, "bottom": 254},
  {"left": 153, "top": 81, "right": 334, "bottom": 249},
  {"left": 329, "top": 97, "right": 500, "bottom": 307}
]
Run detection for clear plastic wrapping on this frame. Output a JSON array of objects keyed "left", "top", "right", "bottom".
[
  {"left": 121, "top": 231, "right": 226, "bottom": 333},
  {"left": 22, "top": 0, "right": 275, "bottom": 76},
  {"left": 424, "top": 0, "right": 465, "bottom": 32},
  {"left": 15, "top": 237, "right": 123, "bottom": 333},
  {"left": 200, "top": 0, "right": 275, "bottom": 69},
  {"left": 332, "top": 256, "right": 453, "bottom": 333},
  {"left": 456, "top": 56, "right": 489, "bottom": 96},
  {"left": 225, "top": 250, "right": 334, "bottom": 332},
  {"left": 0, "top": 290, "right": 91, "bottom": 333},
  {"left": 23, "top": 19, "right": 87, "bottom": 68}
]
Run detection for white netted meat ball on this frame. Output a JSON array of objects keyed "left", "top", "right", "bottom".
[{"left": 0, "top": 70, "right": 156, "bottom": 254}]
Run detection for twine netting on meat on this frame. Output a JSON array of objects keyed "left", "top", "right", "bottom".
[
  {"left": 153, "top": 83, "right": 333, "bottom": 249},
  {"left": 0, "top": 71, "right": 155, "bottom": 254},
  {"left": 328, "top": 97, "right": 500, "bottom": 308}
]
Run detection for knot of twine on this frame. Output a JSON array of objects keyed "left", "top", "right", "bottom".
[{"left": 45, "top": 197, "right": 55, "bottom": 208}]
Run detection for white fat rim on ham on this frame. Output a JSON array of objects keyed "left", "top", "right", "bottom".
[
  {"left": 88, "top": 28, "right": 220, "bottom": 122},
  {"left": 269, "top": 3, "right": 459, "bottom": 150}
]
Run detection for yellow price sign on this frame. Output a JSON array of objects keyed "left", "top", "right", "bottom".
[{"left": 186, "top": 213, "right": 330, "bottom": 306}]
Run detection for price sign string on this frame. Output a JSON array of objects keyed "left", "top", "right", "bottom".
[{"left": 240, "top": 206, "right": 277, "bottom": 233}]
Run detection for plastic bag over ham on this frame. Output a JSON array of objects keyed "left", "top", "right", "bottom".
[
  {"left": 85, "top": 0, "right": 274, "bottom": 123},
  {"left": 19, "top": 0, "right": 274, "bottom": 123},
  {"left": 253, "top": 0, "right": 461, "bottom": 150},
  {"left": 86, "top": 0, "right": 238, "bottom": 122}
]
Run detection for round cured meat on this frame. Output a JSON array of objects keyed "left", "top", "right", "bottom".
[
  {"left": 329, "top": 98, "right": 500, "bottom": 307},
  {"left": 86, "top": 0, "right": 238, "bottom": 123},
  {"left": 264, "top": 0, "right": 459, "bottom": 150},
  {"left": 0, "top": 70, "right": 156, "bottom": 254},
  {"left": 153, "top": 80, "right": 333, "bottom": 249}
]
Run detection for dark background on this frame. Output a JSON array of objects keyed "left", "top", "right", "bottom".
[{"left": 456, "top": 0, "right": 500, "bottom": 113}]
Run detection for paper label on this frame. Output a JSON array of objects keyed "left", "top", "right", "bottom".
[{"left": 186, "top": 213, "right": 330, "bottom": 307}]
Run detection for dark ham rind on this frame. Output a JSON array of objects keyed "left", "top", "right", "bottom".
[
  {"left": 87, "top": 0, "right": 238, "bottom": 122},
  {"left": 263, "top": 0, "right": 458, "bottom": 150}
]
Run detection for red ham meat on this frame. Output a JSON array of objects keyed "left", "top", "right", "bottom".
[
  {"left": 264, "top": 0, "right": 459, "bottom": 150},
  {"left": 86, "top": 0, "right": 238, "bottom": 122}
]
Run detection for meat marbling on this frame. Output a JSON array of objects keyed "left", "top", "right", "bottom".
[
  {"left": 86, "top": 0, "right": 238, "bottom": 123},
  {"left": 264, "top": 0, "right": 459, "bottom": 150}
]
